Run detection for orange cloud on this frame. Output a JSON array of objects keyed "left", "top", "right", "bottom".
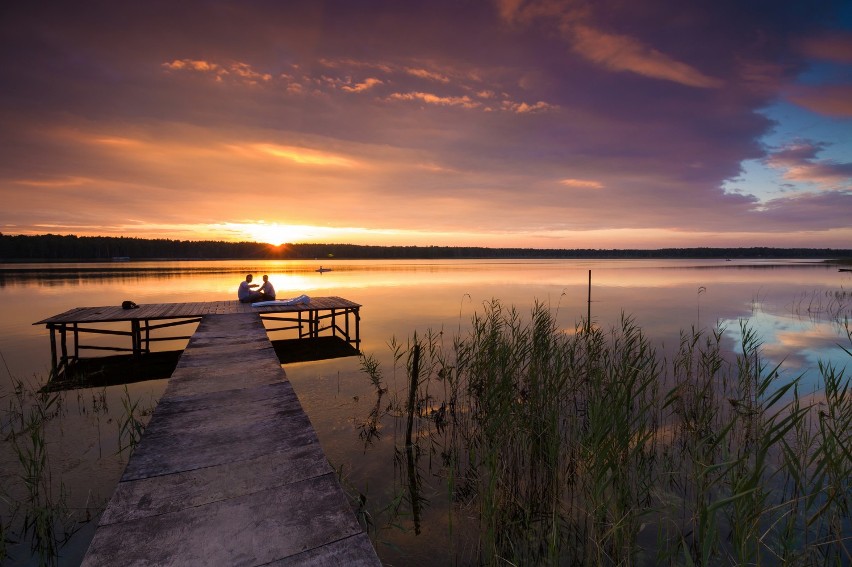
[
  {"left": 560, "top": 178, "right": 604, "bottom": 189},
  {"left": 787, "top": 85, "right": 852, "bottom": 117},
  {"left": 162, "top": 59, "right": 271, "bottom": 85},
  {"left": 341, "top": 77, "right": 383, "bottom": 92},
  {"left": 244, "top": 143, "right": 360, "bottom": 167},
  {"left": 766, "top": 141, "right": 852, "bottom": 188},
  {"left": 571, "top": 25, "right": 723, "bottom": 88},
  {"left": 228, "top": 62, "right": 272, "bottom": 83},
  {"left": 389, "top": 91, "right": 480, "bottom": 109},
  {"left": 91, "top": 136, "right": 142, "bottom": 147},
  {"left": 14, "top": 176, "right": 93, "bottom": 188},
  {"left": 405, "top": 67, "right": 451, "bottom": 83},
  {"left": 503, "top": 100, "right": 555, "bottom": 113},
  {"left": 388, "top": 91, "right": 555, "bottom": 113},
  {"left": 162, "top": 59, "right": 221, "bottom": 72}
]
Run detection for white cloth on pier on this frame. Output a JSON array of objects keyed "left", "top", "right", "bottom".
[{"left": 252, "top": 294, "right": 310, "bottom": 307}]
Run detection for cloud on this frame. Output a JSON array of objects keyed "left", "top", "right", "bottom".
[
  {"left": 495, "top": 0, "right": 573, "bottom": 25},
  {"left": 405, "top": 67, "right": 451, "bottom": 83},
  {"left": 162, "top": 59, "right": 221, "bottom": 72},
  {"left": 14, "top": 176, "right": 92, "bottom": 188},
  {"left": 755, "top": 190, "right": 852, "bottom": 229},
  {"left": 570, "top": 25, "right": 723, "bottom": 88},
  {"left": 388, "top": 91, "right": 480, "bottom": 109},
  {"left": 1, "top": 0, "right": 850, "bottom": 248},
  {"left": 242, "top": 143, "right": 361, "bottom": 167},
  {"left": 341, "top": 77, "right": 383, "bottom": 92},
  {"left": 766, "top": 141, "right": 852, "bottom": 188},
  {"left": 319, "top": 58, "right": 394, "bottom": 73},
  {"left": 560, "top": 178, "right": 604, "bottom": 189},
  {"left": 162, "top": 59, "right": 271, "bottom": 85},
  {"left": 502, "top": 100, "right": 555, "bottom": 113},
  {"left": 494, "top": 1, "right": 723, "bottom": 88},
  {"left": 787, "top": 85, "right": 852, "bottom": 117},
  {"left": 229, "top": 62, "right": 272, "bottom": 83},
  {"left": 798, "top": 33, "right": 852, "bottom": 63}
]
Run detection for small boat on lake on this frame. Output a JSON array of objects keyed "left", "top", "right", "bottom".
[{"left": 316, "top": 266, "right": 332, "bottom": 273}]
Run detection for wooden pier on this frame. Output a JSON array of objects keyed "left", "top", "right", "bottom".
[
  {"left": 79, "top": 311, "right": 380, "bottom": 565},
  {"left": 35, "top": 297, "right": 360, "bottom": 378}
]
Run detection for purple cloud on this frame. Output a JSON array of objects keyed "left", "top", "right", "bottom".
[{"left": 1, "top": 0, "right": 850, "bottom": 247}]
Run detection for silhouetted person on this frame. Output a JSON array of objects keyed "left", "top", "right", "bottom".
[
  {"left": 258, "top": 274, "right": 276, "bottom": 300},
  {"left": 237, "top": 274, "right": 262, "bottom": 303}
]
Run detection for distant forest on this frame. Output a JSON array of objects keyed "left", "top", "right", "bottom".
[{"left": 1, "top": 233, "right": 851, "bottom": 261}]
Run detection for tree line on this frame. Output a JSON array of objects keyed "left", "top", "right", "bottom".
[{"left": 1, "top": 233, "right": 850, "bottom": 261}]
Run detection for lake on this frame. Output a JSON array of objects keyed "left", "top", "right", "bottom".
[{"left": 1, "top": 258, "right": 849, "bottom": 565}]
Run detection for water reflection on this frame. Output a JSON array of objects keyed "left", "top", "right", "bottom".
[
  {"left": 723, "top": 312, "right": 850, "bottom": 386},
  {"left": 0, "top": 259, "right": 849, "bottom": 565}
]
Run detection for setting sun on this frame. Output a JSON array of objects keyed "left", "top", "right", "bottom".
[{"left": 227, "top": 222, "right": 314, "bottom": 245}]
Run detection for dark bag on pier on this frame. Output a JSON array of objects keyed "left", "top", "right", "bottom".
[{"left": 122, "top": 300, "right": 139, "bottom": 309}]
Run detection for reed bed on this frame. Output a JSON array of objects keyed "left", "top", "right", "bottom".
[
  {"left": 359, "top": 300, "right": 851, "bottom": 566},
  {"left": 0, "top": 370, "right": 156, "bottom": 565}
]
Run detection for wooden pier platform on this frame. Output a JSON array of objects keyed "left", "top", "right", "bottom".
[
  {"left": 35, "top": 297, "right": 360, "bottom": 378},
  {"left": 81, "top": 312, "right": 380, "bottom": 565}
]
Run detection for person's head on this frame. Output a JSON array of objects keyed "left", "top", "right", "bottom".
[
  {"left": 262, "top": 274, "right": 269, "bottom": 282},
  {"left": 245, "top": 274, "right": 253, "bottom": 282}
]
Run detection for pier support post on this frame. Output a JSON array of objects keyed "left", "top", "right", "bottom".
[
  {"left": 131, "top": 320, "right": 141, "bottom": 358},
  {"left": 49, "top": 325, "right": 58, "bottom": 377},
  {"left": 60, "top": 325, "right": 68, "bottom": 374},
  {"left": 355, "top": 308, "right": 361, "bottom": 350}
]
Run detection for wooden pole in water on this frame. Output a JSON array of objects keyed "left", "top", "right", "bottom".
[
  {"left": 406, "top": 344, "right": 421, "bottom": 447},
  {"left": 587, "top": 269, "right": 592, "bottom": 333}
]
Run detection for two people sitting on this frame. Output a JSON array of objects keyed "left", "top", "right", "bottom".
[{"left": 237, "top": 274, "right": 276, "bottom": 303}]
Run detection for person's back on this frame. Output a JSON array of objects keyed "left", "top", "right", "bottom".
[{"left": 258, "top": 275, "right": 276, "bottom": 300}]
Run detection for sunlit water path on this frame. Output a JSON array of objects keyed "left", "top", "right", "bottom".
[{"left": 0, "top": 258, "right": 849, "bottom": 565}]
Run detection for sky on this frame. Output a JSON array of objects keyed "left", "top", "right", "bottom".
[{"left": 1, "top": 0, "right": 851, "bottom": 249}]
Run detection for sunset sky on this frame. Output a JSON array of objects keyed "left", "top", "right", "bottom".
[{"left": 1, "top": 0, "right": 851, "bottom": 249}]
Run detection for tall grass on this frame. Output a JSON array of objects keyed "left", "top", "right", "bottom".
[
  {"left": 2, "top": 378, "right": 78, "bottom": 566},
  {"left": 1, "top": 367, "right": 157, "bottom": 565},
  {"left": 359, "top": 300, "right": 852, "bottom": 565}
]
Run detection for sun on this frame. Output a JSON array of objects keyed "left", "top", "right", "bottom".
[{"left": 235, "top": 222, "right": 310, "bottom": 246}]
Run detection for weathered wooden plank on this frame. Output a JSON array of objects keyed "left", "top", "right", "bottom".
[
  {"left": 121, "top": 390, "right": 318, "bottom": 479},
  {"left": 82, "top": 311, "right": 379, "bottom": 566},
  {"left": 266, "top": 533, "right": 380, "bottom": 566},
  {"left": 36, "top": 297, "right": 362, "bottom": 325},
  {"left": 99, "top": 443, "right": 332, "bottom": 524},
  {"left": 83, "top": 474, "right": 365, "bottom": 567},
  {"left": 165, "top": 363, "right": 285, "bottom": 397}
]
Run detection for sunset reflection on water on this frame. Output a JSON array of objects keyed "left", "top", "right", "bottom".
[
  {"left": 0, "top": 259, "right": 848, "bottom": 385},
  {"left": 0, "top": 259, "right": 849, "bottom": 564}
]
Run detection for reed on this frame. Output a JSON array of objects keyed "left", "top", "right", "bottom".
[
  {"left": 117, "top": 385, "right": 148, "bottom": 453},
  {"left": 1, "top": 366, "right": 158, "bottom": 565},
  {"left": 358, "top": 300, "right": 852, "bottom": 565},
  {"left": 2, "top": 378, "right": 77, "bottom": 566}
]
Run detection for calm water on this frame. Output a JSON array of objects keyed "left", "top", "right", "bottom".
[{"left": 0, "top": 258, "right": 849, "bottom": 565}]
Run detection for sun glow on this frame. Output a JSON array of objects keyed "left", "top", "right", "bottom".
[{"left": 221, "top": 222, "right": 320, "bottom": 245}]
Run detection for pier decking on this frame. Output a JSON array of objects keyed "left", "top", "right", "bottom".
[
  {"left": 35, "top": 297, "right": 360, "bottom": 378},
  {"left": 80, "top": 311, "right": 380, "bottom": 565}
]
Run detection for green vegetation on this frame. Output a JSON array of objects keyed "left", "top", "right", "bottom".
[
  {"left": 0, "top": 370, "right": 155, "bottom": 565},
  {"left": 1, "top": 378, "right": 82, "bottom": 565},
  {"left": 1, "top": 233, "right": 851, "bottom": 261},
  {"left": 358, "top": 302, "right": 851, "bottom": 565}
]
